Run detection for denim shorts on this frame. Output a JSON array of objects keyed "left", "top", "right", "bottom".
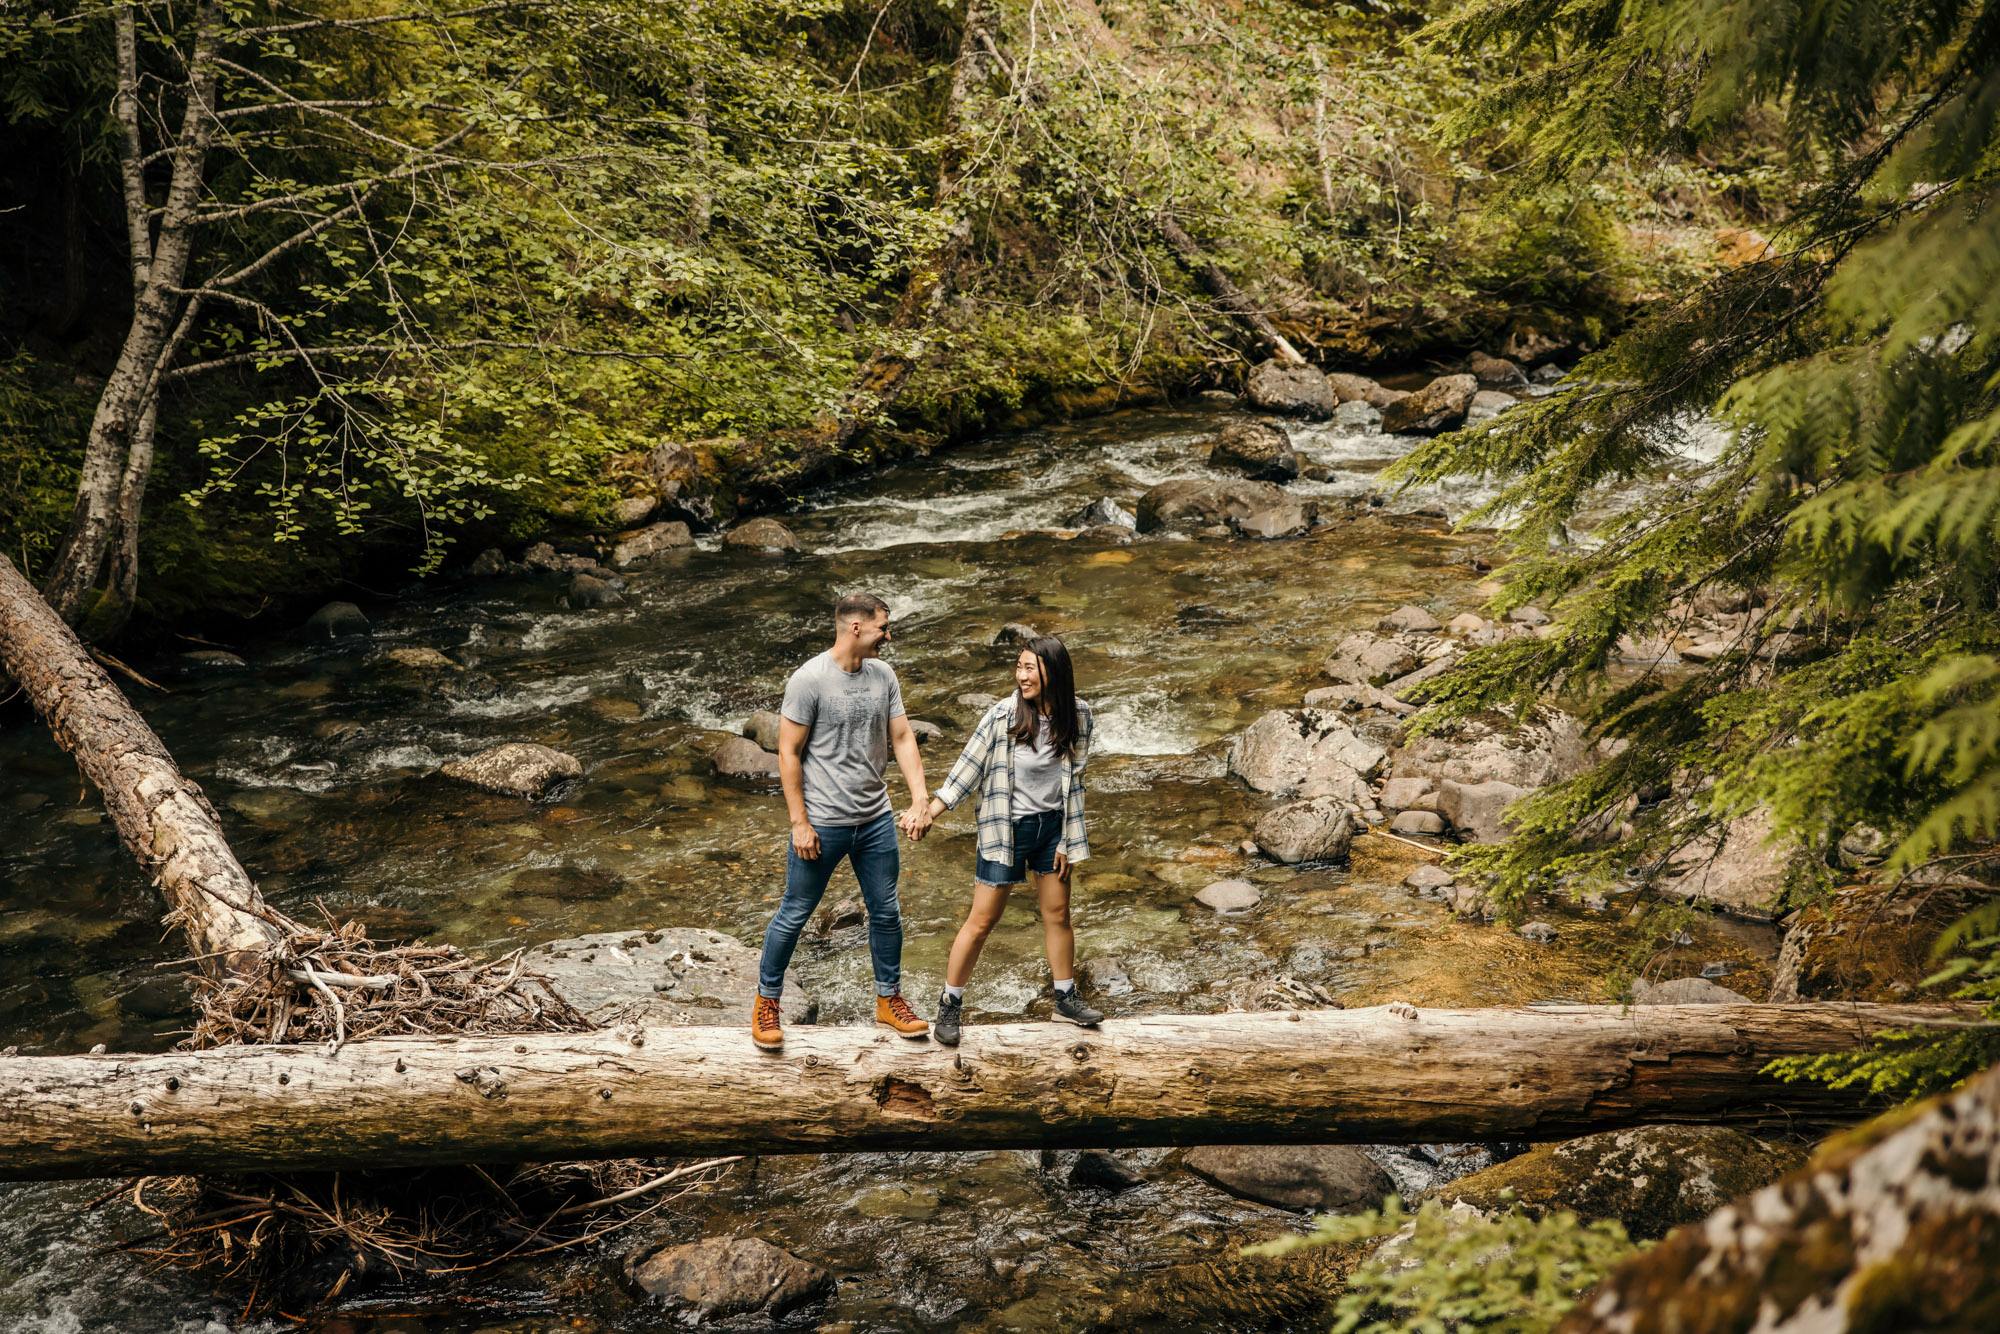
[{"left": 976, "top": 809, "right": 1065, "bottom": 886}]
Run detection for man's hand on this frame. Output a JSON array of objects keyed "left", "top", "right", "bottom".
[
  {"left": 791, "top": 821, "right": 821, "bottom": 860},
  {"left": 900, "top": 803, "right": 934, "bottom": 842}
]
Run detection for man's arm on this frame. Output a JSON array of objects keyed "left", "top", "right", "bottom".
[
  {"left": 778, "top": 717, "right": 819, "bottom": 859},
  {"left": 888, "top": 714, "right": 932, "bottom": 840}
]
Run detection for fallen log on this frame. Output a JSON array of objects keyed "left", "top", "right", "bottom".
[
  {"left": 1156, "top": 212, "right": 1308, "bottom": 366},
  {"left": 0, "top": 555, "right": 283, "bottom": 975},
  {"left": 0, "top": 1002, "right": 1968, "bottom": 1181},
  {"left": 1559, "top": 1057, "right": 2000, "bottom": 1333}
]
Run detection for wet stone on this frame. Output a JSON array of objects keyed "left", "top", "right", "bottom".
[
  {"left": 1404, "top": 864, "right": 1456, "bottom": 890},
  {"left": 1069, "top": 1150, "right": 1145, "bottom": 1192},
  {"left": 1185, "top": 1145, "right": 1395, "bottom": 1213},
  {"left": 1194, "top": 880, "right": 1262, "bottom": 914},
  {"left": 1630, "top": 976, "right": 1751, "bottom": 1005},
  {"left": 742, "top": 709, "right": 783, "bottom": 751},
  {"left": 713, "top": 736, "right": 781, "bottom": 780},
  {"left": 993, "top": 621, "right": 1042, "bottom": 648},
  {"left": 1080, "top": 956, "right": 1132, "bottom": 995},
  {"left": 515, "top": 865, "right": 627, "bottom": 902},
  {"left": 1253, "top": 798, "right": 1355, "bottom": 865},
  {"left": 627, "top": 1235, "right": 833, "bottom": 1321},
  {"left": 1518, "top": 921, "right": 1557, "bottom": 943},
  {"left": 1390, "top": 810, "right": 1445, "bottom": 836},
  {"left": 440, "top": 742, "right": 583, "bottom": 799},
  {"left": 305, "top": 600, "right": 369, "bottom": 640},
  {"left": 723, "top": 517, "right": 802, "bottom": 551},
  {"left": 1377, "top": 605, "right": 1441, "bottom": 634},
  {"left": 532, "top": 927, "right": 814, "bottom": 1028}
]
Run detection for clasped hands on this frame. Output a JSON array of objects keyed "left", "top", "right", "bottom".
[{"left": 897, "top": 795, "right": 944, "bottom": 842}]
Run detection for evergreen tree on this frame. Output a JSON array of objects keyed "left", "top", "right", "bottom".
[{"left": 1392, "top": 0, "right": 2000, "bottom": 1095}]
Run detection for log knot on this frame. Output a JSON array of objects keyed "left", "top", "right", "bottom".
[
  {"left": 874, "top": 1077, "right": 937, "bottom": 1120},
  {"left": 455, "top": 1066, "right": 507, "bottom": 1099}
]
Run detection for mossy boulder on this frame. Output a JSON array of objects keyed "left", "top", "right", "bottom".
[
  {"left": 1769, "top": 877, "right": 1999, "bottom": 1001},
  {"left": 1442, "top": 1125, "right": 1805, "bottom": 1239}
]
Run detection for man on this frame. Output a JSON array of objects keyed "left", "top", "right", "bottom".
[{"left": 752, "top": 592, "right": 934, "bottom": 1051}]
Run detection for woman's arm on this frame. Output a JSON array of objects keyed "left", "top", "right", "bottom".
[{"left": 933, "top": 708, "right": 999, "bottom": 812}]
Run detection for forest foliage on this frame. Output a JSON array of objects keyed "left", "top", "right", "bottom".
[
  {"left": 1388, "top": 0, "right": 2000, "bottom": 1098},
  {"left": 0, "top": 0, "right": 1697, "bottom": 628}
]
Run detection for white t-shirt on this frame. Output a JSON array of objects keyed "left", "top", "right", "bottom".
[{"left": 1013, "top": 713, "right": 1064, "bottom": 815}]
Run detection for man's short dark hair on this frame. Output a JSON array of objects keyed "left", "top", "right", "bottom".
[{"left": 834, "top": 592, "right": 890, "bottom": 626}]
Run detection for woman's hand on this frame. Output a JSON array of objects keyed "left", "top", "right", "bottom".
[{"left": 1051, "top": 851, "right": 1070, "bottom": 881}]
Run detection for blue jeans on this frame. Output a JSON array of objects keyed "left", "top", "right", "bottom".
[{"left": 758, "top": 811, "right": 902, "bottom": 1000}]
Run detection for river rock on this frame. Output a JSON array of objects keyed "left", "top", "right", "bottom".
[
  {"left": 1391, "top": 711, "right": 1588, "bottom": 790},
  {"left": 648, "top": 440, "right": 723, "bottom": 528},
  {"left": 532, "top": 927, "right": 814, "bottom": 1028},
  {"left": 714, "top": 736, "right": 781, "bottom": 779},
  {"left": 1471, "top": 390, "right": 1516, "bottom": 413},
  {"left": 1377, "top": 605, "right": 1441, "bottom": 634},
  {"left": 1380, "top": 650, "right": 1461, "bottom": 701},
  {"left": 305, "top": 600, "right": 369, "bottom": 640},
  {"left": 568, "top": 573, "right": 625, "bottom": 608},
  {"left": 440, "top": 742, "right": 582, "bottom": 798},
  {"left": 1060, "top": 496, "right": 1138, "bottom": 530},
  {"left": 1194, "top": 880, "right": 1262, "bottom": 914},
  {"left": 1078, "top": 523, "right": 1137, "bottom": 544},
  {"left": 1442, "top": 1126, "right": 1806, "bottom": 1239},
  {"left": 1185, "top": 1145, "right": 1395, "bottom": 1213},
  {"left": 743, "top": 710, "right": 784, "bottom": 751},
  {"left": 383, "top": 646, "right": 457, "bottom": 671},
  {"left": 1325, "top": 371, "right": 1379, "bottom": 402},
  {"left": 1436, "top": 778, "right": 1529, "bottom": 844},
  {"left": 1500, "top": 325, "right": 1571, "bottom": 367},
  {"left": 957, "top": 692, "right": 998, "bottom": 714},
  {"left": 1507, "top": 604, "right": 1550, "bottom": 626},
  {"left": 1244, "top": 359, "right": 1340, "bottom": 419},
  {"left": 907, "top": 718, "right": 943, "bottom": 746},
  {"left": 469, "top": 547, "right": 511, "bottom": 576},
  {"left": 1207, "top": 421, "right": 1300, "bottom": 481},
  {"left": 1381, "top": 374, "right": 1478, "bottom": 436},
  {"left": 1768, "top": 878, "right": 1997, "bottom": 1001},
  {"left": 1379, "top": 776, "right": 1434, "bottom": 811},
  {"left": 1321, "top": 632, "right": 1421, "bottom": 686},
  {"left": 1468, "top": 351, "right": 1526, "bottom": 386},
  {"left": 723, "top": 517, "right": 801, "bottom": 551},
  {"left": 1069, "top": 1149, "right": 1145, "bottom": 1192},
  {"left": 1136, "top": 479, "right": 1307, "bottom": 536},
  {"left": 521, "top": 542, "right": 617, "bottom": 581},
  {"left": 1302, "top": 682, "right": 1414, "bottom": 716},
  {"left": 993, "top": 621, "right": 1042, "bottom": 648},
  {"left": 1518, "top": 920, "right": 1556, "bottom": 943},
  {"left": 1366, "top": 385, "right": 1408, "bottom": 410},
  {"left": 1404, "top": 864, "right": 1456, "bottom": 890},
  {"left": 1253, "top": 798, "right": 1355, "bottom": 864},
  {"left": 1390, "top": 810, "right": 1445, "bottom": 836},
  {"left": 613, "top": 494, "right": 659, "bottom": 526},
  {"left": 628, "top": 1236, "right": 833, "bottom": 1320},
  {"left": 1228, "top": 709, "right": 1387, "bottom": 800},
  {"left": 1655, "top": 810, "right": 1790, "bottom": 919},
  {"left": 1080, "top": 956, "right": 1133, "bottom": 995},
  {"left": 612, "top": 520, "right": 693, "bottom": 565},
  {"left": 1235, "top": 493, "right": 1312, "bottom": 539},
  {"left": 165, "top": 649, "right": 251, "bottom": 678},
  {"left": 1630, "top": 975, "right": 1751, "bottom": 1004}
]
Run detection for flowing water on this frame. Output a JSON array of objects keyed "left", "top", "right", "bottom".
[{"left": 0, "top": 398, "right": 1773, "bottom": 1332}]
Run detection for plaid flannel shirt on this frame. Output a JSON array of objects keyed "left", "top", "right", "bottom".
[{"left": 935, "top": 694, "right": 1093, "bottom": 869}]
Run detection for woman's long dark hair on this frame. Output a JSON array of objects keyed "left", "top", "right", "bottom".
[{"left": 1010, "top": 636, "right": 1080, "bottom": 759}]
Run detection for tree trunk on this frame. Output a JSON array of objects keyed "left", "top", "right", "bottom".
[
  {"left": 0, "top": 555, "right": 283, "bottom": 974},
  {"left": 1156, "top": 212, "right": 1307, "bottom": 365},
  {"left": 41, "top": 0, "right": 221, "bottom": 626},
  {"left": 1560, "top": 1058, "right": 2000, "bottom": 1333},
  {"left": 0, "top": 1003, "right": 1963, "bottom": 1181}
]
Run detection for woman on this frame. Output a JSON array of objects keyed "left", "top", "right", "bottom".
[{"left": 922, "top": 635, "right": 1102, "bottom": 1046}]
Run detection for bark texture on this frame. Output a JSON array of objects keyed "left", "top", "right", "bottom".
[
  {"left": 1156, "top": 213, "right": 1307, "bottom": 366},
  {"left": 0, "top": 555, "right": 283, "bottom": 974},
  {"left": 0, "top": 1003, "right": 1966, "bottom": 1181},
  {"left": 1560, "top": 1059, "right": 2000, "bottom": 1334}
]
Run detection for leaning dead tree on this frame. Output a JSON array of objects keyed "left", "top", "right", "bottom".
[
  {"left": 0, "top": 555, "right": 282, "bottom": 974},
  {"left": 1155, "top": 212, "right": 1307, "bottom": 366},
  {"left": 1559, "top": 1058, "right": 2000, "bottom": 1333},
  {"left": 0, "top": 1002, "right": 1972, "bottom": 1180}
]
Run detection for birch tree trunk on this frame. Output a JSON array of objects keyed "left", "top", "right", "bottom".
[
  {"left": 0, "top": 555, "right": 283, "bottom": 974},
  {"left": 41, "top": 0, "right": 221, "bottom": 627},
  {"left": 0, "top": 1002, "right": 1965, "bottom": 1180}
]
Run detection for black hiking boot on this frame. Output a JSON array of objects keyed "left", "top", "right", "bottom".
[
  {"left": 1052, "top": 986, "right": 1103, "bottom": 1027},
  {"left": 934, "top": 992, "right": 963, "bottom": 1047}
]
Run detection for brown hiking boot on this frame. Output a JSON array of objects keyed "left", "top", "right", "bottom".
[
  {"left": 751, "top": 995, "right": 783, "bottom": 1051},
  {"left": 876, "top": 992, "right": 930, "bottom": 1039}
]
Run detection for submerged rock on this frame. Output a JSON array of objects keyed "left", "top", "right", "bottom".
[
  {"left": 1244, "top": 359, "right": 1340, "bottom": 419},
  {"left": 1060, "top": 496, "right": 1139, "bottom": 530},
  {"left": 1381, "top": 373, "right": 1478, "bottom": 436},
  {"left": 532, "top": 926, "right": 814, "bottom": 1028},
  {"left": 1227, "top": 709, "right": 1387, "bottom": 801},
  {"left": 1207, "top": 420, "right": 1300, "bottom": 481},
  {"left": 1253, "top": 797, "right": 1355, "bottom": 865},
  {"left": 567, "top": 572, "right": 625, "bottom": 608},
  {"left": 723, "top": 517, "right": 802, "bottom": 551},
  {"left": 1193, "top": 879, "right": 1263, "bottom": 914},
  {"left": 1069, "top": 1149, "right": 1146, "bottom": 1192},
  {"left": 305, "top": 600, "right": 369, "bottom": 640},
  {"left": 382, "top": 646, "right": 457, "bottom": 671},
  {"left": 628, "top": 1236, "right": 833, "bottom": 1320},
  {"left": 1137, "top": 478, "right": 1311, "bottom": 537},
  {"left": 1185, "top": 1145, "right": 1395, "bottom": 1213},
  {"left": 1442, "top": 1125, "right": 1807, "bottom": 1239},
  {"left": 439, "top": 742, "right": 582, "bottom": 798}
]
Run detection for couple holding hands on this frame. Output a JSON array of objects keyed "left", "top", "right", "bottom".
[{"left": 750, "top": 592, "right": 1101, "bottom": 1051}]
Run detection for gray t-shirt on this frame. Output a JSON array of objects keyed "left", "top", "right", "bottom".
[
  {"left": 780, "top": 650, "right": 906, "bottom": 827},
  {"left": 1013, "top": 713, "right": 1064, "bottom": 815}
]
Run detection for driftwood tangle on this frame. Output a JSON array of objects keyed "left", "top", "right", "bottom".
[
  {"left": 0, "top": 1003, "right": 1969, "bottom": 1181},
  {"left": 0, "top": 554, "right": 283, "bottom": 974}
]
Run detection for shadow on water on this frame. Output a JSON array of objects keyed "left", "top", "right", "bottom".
[{"left": 0, "top": 401, "right": 1767, "bottom": 1332}]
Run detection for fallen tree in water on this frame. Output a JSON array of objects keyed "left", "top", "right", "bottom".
[
  {"left": 0, "top": 554, "right": 282, "bottom": 975},
  {"left": 1, "top": 1001, "right": 1976, "bottom": 1181}
]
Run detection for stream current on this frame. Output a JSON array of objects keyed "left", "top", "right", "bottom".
[{"left": 0, "top": 399, "right": 1772, "bottom": 1332}]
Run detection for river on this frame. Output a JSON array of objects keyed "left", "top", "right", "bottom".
[{"left": 0, "top": 397, "right": 1772, "bottom": 1332}]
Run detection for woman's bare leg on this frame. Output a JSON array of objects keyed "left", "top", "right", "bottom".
[
  {"left": 945, "top": 882, "right": 1012, "bottom": 988},
  {"left": 1035, "top": 870, "right": 1075, "bottom": 983}
]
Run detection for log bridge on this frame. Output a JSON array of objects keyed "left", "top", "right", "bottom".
[{"left": 0, "top": 1001, "right": 1961, "bottom": 1181}]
